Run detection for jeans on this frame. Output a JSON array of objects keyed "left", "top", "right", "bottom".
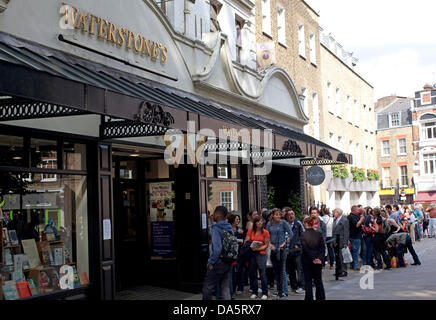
[
  {"left": 270, "top": 249, "right": 288, "bottom": 295},
  {"left": 397, "top": 235, "right": 421, "bottom": 267},
  {"left": 236, "top": 261, "right": 248, "bottom": 292},
  {"left": 362, "top": 235, "right": 374, "bottom": 266},
  {"left": 372, "top": 234, "right": 391, "bottom": 269},
  {"left": 229, "top": 264, "right": 237, "bottom": 296},
  {"left": 202, "top": 259, "right": 231, "bottom": 300},
  {"left": 249, "top": 252, "right": 268, "bottom": 296},
  {"left": 302, "top": 260, "right": 325, "bottom": 301},
  {"left": 349, "top": 238, "right": 361, "bottom": 269},
  {"left": 287, "top": 253, "right": 305, "bottom": 290},
  {"left": 415, "top": 223, "right": 422, "bottom": 241},
  {"left": 325, "top": 237, "right": 336, "bottom": 267},
  {"left": 429, "top": 218, "right": 436, "bottom": 238}
]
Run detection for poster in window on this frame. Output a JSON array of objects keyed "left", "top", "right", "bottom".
[
  {"left": 149, "top": 182, "right": 175, "bottom": 259},
  {"left": 149, "top": 182, "right": 175, "bottom": 222}
]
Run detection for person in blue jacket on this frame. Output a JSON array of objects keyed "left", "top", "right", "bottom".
[{"left": 202, "top": 206, "right": 234, "bottom": 300}]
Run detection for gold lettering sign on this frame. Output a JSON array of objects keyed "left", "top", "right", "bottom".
[{"left": 61, "top": 3, "right": 169, "bottom": 64}]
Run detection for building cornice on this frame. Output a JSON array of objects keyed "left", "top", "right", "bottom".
[{"left": 321, "top": 43, "right": 373, "bottom": 89}]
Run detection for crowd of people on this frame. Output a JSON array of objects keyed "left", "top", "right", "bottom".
[{"left": 202, "top": 202, "right": 436, "bottom": 301}]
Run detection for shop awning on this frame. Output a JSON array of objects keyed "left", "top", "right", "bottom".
[
  {"left": 414, "top": 191, "right": 436, "bottom": 203},
  {"left": 0, "top": 32, "right": 351, "bottom": 164}
]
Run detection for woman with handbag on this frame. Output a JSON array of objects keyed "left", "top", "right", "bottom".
[
  {"left": 361, "top": 207, "right": 375, "bottom": 266},
  {"left": 245, "top": 216, "right": 270, "bottom": 300},
  {"left": 266, "top": 209, "right": 292, "bottom": 299},
  {"left": 301, "top": 216, "right": 326, "bottom": 301}
]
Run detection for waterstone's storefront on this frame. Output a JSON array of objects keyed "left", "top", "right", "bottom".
[{"left": 0, "top": 0, "right": 350, "bottom": 300}]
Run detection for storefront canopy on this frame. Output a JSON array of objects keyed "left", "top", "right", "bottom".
[
  {"left": 414, "top": 191, "right": 436, "bottom": 203},
  {"left": 0, "top": 32, "right": 351, "bottom": 165}
]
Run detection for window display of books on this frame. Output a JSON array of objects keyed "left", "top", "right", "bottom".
[{"left": 0, "top": 222, "right": 89, "bottom": 300}]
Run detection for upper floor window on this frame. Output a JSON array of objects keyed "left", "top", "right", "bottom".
[
  {"left": 354, "top": 100, "right": 359, "bottom": 126},
  {"left": 262, "top": 0, "right": 271, "bottom": 36},
  {"left": 217, "top": 165, "right": 228, "bottom": 178},
  {"left": 309, "top": 33, "right": 316, "bottom": 64},
  {"left": 327, "top": 82, "right": 333, "bottom": 113},
  {"left": 381, "top": 140, "right": 390, "bottom": 156},
  {"left": 210, "top": 0, "right": 222, "bottom": 32},
  {"left": 298, "top": 24, "right": 305, "bottom": 57},
  {"left": 422, "top": 121, "right": 436, "bottom": 140},
  {"left": 382, "top": 167, "right": 391, "bottom": 187},
  {"left": 389, "top": 112, "right": 400, "bottom": 127},
  {"left": 220, "top": 191, "right": 234, "bottom": 211},
  {"left": 301, "top": 87, "right": 308, "bottom": 116},
  {"left": 423, "top": 153, "right": 436, "bottom": 175},
  {"left": 277, "top": 5, "right": 286, "bottom": 45},
  {"left": 335, "top": 88, "right": 341, "bottom": 117},
  {"left": 400, "top": 165, "right": 408, "bottom": 186},
  {"left": 235, "top": 17, "right": 244, "bottom": 63},
  {"left": 347, "top": 95, "right": 352, "bottom": 123},
  {"left": 398, "top": 138, "right": 407, "bottom": 155}
]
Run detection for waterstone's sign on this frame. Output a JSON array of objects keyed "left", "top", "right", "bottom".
[
  {"left": 306, "top": 166, "right": 325, "bottom": 186},
  {"left": 59, "top": 3, "right": 168, "bottom": 63}
]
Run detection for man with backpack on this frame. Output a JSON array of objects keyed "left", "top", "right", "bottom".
[{"left": 202, "top": 206, "right": 238, "bottom": 300}]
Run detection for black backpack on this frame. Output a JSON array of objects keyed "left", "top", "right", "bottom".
[{"left": 220, "top": 230, "right": 239, "bottom": 264}]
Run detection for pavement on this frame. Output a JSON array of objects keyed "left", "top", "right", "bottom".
[{"left": 116, "top": 236, "right": 436, "bottom": 300}]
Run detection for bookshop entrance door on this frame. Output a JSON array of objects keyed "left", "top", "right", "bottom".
[{"left": 113, "top": 157, "right": 149, "bottom": 291}]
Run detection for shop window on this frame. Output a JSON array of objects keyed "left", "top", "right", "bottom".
[
  {"left": 0, "top": 172, "right": 89, "bottom": 299},
  {"left": 30, "top": 139, "right": 58, "bottom": 170},
  {"left": 63, "top": 142, "right": 86, "bottom": 171},
  {"left": 0, "top": 135, "right": 24, "bottom": 167},
  {"left": 119, "top": 160, "right": 137, "bottom": 180}
]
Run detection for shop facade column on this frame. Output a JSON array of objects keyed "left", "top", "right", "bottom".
[{"left": 96, "top": 142, "right": 115, "bottom": 300}]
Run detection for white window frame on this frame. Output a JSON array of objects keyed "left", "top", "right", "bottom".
[
  {"left": 41, "top": 158, "right": 58, "bottom": 182},
  {"left": 312, "top": 92, "right": 319, "bottom": 139},
  {"left": 389, "top": 112, "right": 400, "bottom": 128},
  {"left": 347, "top": 95, "right": 352, "bottom": 123},
  {"left": 382, "top": 167, "right": 391, "bottom": 187},
  {"left": 337, "top": 136, "right": 343, "bottom": 151},
  {"left": 423, "top": 153, "right": 436, "bottom": 175},
  {"left": 220, "top": 190, "right": 234, "bottom": 211},
  {"left": 309, "top": 33, "right": 316, "bottom": 64},
  {"left": 329, "top": 132, "right": 334, "bottom": 147},
  {"left": 421, "top": 120, "right": 436, "bottom": 141},
  {"left": 355, "top": 143, "right": 361, "bottom": 167},
  {"left": 399, "top": 165, "right": 408, "bottom": 187},
  {"left": 261, "top": 0, "right": 272, "bottom": 36},
  {"left": 217, "top": 165, "right": 228, "bottom": 178},
  {"left": 277, "top": 5, "right": 286, "bottom": 45},
  {"left": 381, "top": 140, "right": 390, "bottom": 157},
  {"left": 327, "top": 82, "right": 333, "bottom": 113},
  {"left": 298, "top": 23, "right": 305, "bottom": 57},
  {"left": 354, "top": 100, "right": 358, "bottom": 126},
  {"left": 335, "top": 88, "right": 341, "bottom": 117},
  {"left": 397, "top": 138, "right": 407, "bottom": 155}
]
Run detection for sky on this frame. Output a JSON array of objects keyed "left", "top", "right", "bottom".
[{"left": 306, "top": 0, "right": 436, "bottom": 99}]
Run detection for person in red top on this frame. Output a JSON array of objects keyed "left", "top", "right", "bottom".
[{"left": 245, "top": 216, "right": 270, "bottom": 300}]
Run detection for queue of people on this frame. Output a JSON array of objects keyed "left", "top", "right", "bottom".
[{"left": 202, "top": 202, "right": 432, "bottom": 301}]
